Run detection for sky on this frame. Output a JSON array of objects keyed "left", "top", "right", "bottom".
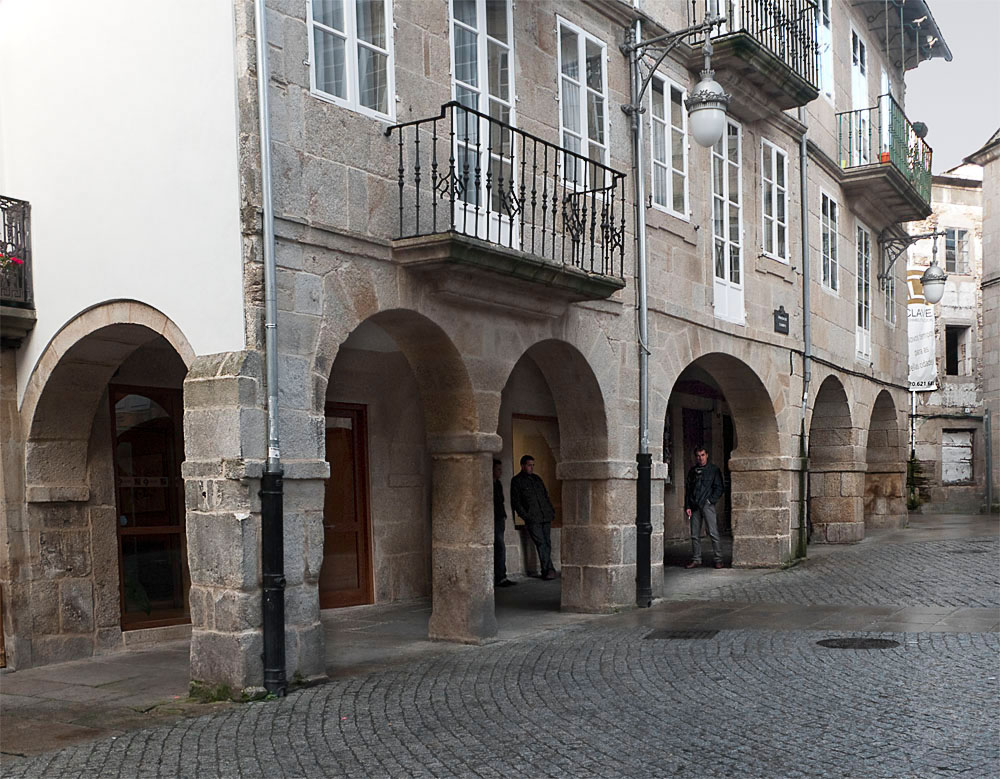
[{"left": 905, "top": 0, "right": 1000, "bottom": 173}]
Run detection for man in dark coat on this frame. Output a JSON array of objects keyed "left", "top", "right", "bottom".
[
  {"left": 493, "top": 459, "right": 515, "bottom": 587},
  {"left": 684, "top": 446, "right": 726, "bottom": 569},
  {"left": 510, "top": 454, "right": 558, "bottom": 579}
]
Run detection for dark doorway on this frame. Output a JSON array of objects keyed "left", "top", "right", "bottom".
[
  {"left": 321, "top": 403, "right": 373, "bottom": 609},
  {"left": 110, "top": 386, "right": 189, "bottom": 630}
]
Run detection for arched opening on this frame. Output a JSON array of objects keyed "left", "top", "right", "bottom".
[
  {"left": 496, "top": 339, "right": 615, "bottom": 613},
  {"left": 323, "top": 309, "right": 488, "bottom": 642},
  {"left": 662, "top": 354, "right": 786, "bottom": 568},
  {"left": 808, "top": 376, "right": 863, "bottom": 543},
  {"left": 17, "top": 315, "right": 191, "bottom": 667},
  {"left": 864, "top": 390, "right": 906, "bottom": 528}
]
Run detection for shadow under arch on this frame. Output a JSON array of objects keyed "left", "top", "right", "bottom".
[
  {"left": 864, "top": 390, "right": 907, "bottom": 529},
  {"left": 663, "top": 353, "right": 787, "bottom": 569}
]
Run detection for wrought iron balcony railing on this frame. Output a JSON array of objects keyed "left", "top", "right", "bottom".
[
  {"left": 687, "top": 0, "right": 819, "bottom": 89},
  {"left": 1, "top": 196, "right": 32, "bottom": 308},
  {"left": 385, "top": 102, "right": 627, "bottom": 280},
  {"left": 837, "top": 93, "right": 933, "bottom": 205}
]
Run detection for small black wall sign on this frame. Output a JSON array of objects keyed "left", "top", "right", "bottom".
[{"left": 773, "top": 306, "right": 789, "bottom": 335}]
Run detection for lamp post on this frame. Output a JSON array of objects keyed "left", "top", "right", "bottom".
[{"left": 622, "top": 15, "right": 728, "bottom": 607}]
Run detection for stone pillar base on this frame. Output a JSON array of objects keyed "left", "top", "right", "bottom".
[
  {"left": 809, "top": 461, "right": 866, "bottom": 544},
  {"left": 728, "top": 456, "right": 799, "bottom": 567}
]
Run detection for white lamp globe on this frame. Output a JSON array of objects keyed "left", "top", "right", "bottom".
[
  {"left": 920, "top": 260, "right": 947, "bottom": 304},
  {"left": 686, "top": 73, "right": 730, "bottom": 148}
]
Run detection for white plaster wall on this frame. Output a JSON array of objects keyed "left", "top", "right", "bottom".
[{"left": 0, "top": 0, "right": 245, "bottom": 403}]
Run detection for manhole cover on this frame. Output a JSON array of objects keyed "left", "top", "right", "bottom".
[
  {"left": 816, "top": 638, "right": 900, "bottom": 649},
  {"left": 645, "top": 629, "right": 719, "bottom": 640}
]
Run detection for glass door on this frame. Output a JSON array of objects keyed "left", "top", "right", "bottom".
[
  {"left": 712, "top": 120, "right": 744, "bottom": 324},
  {"left": 111, "top": 387, "right": 189, "bottom": 629}
]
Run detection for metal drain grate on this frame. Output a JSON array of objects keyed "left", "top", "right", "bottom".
[
  {"left": 645, "top": 629, "right": 719, "bottom": 640},
  {"left": 816, "top": 638, "right": 900, "bottom": 649}
]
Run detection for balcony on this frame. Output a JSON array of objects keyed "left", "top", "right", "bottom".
[
  {"left": 685, "top": 1, "right": 819, "bottom": 119},
  {"left": 0, "top": 196, "right": 35, "bottom": 347},
  {"left": 837, "top": 94, "right": 933, "bottom": 223},
  {"left": 385, "top": 102, "right": 627, "bottom": 307}
]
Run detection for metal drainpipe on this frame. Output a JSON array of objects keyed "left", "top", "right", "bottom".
[
  {"left": 797, "top": 105, "right": 812, "bottom": 559},
  {"left": 254, "top": 0, "right": 286, "bottom": 696},
  {"left": 629, "top": 17, "right": 653, "bottom": 608}
]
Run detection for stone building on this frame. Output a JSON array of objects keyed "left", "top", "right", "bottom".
[
  {"left": 908, "top": 164, "right": 988, "bottom": 511},
  {"left": 0, "top": 0, "right": 950, "bottom": 687}
]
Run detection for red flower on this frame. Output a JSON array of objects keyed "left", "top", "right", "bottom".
[{"left": 9, "top": 256, "right": 23, "bottom": 265}]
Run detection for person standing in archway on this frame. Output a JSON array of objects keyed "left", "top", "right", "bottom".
[
  {"left": 684, "top": 446, "right": 725, "bottom": 570},
  {"left": 510, "top": 454, "right": 558, "bottom": 580},
  {"left": 493, "top": 459, "right": 516, "bottom": 588}
]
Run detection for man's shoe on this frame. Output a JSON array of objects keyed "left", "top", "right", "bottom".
[
  {"left": 542, "top": 569, "right": 558, "bottom": 580},
  {"left": 714, "top": 562, "right": 724, "bottom": 569},
  {"left": 496, "top": 578, "right": 517, "bottom": 587},
  {"left": 684, "top": 560, "right": 700, "bottom": 569}
]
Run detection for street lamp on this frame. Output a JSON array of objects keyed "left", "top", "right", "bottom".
[
  {"left": 622, "top": 14, "right": 728, "bottom": 608},
  {"left": 920, "top": 235, "right": 947, "bottom": 304}
]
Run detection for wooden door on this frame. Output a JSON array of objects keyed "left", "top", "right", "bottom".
[
  {"left": 321, "top": 403, "right": 373, "bottom": 608},
  {"left": 111, "top": 386, "right": 189, "bottom": 629}
]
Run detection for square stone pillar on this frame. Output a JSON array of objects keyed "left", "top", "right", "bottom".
[
  {"left": 183, "top": 351, "right": 326, "bottom": 693},
  {"left": 809, "top": 461, "right": 867, "bottom": 543},
  {"left": 729, "top": 456, "right": 799, "bottom": 566},
  {"left": 556, "top": 460, "right": 638, "bottom": 612},
  {"left": 426, "top": 434, "right": 499, "bottom": 644}
]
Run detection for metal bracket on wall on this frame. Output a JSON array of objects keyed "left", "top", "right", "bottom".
[{"left": 877, "top": 228, "right": 945, "bottom": 289}]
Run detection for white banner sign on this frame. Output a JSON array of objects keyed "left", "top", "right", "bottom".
[{"left": 907, "top": 267, "right": 936, "bottom": 391}]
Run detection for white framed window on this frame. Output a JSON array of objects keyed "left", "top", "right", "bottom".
[
  {"left": 650, "top": 74, "right": 688, "bottom": 218},
  {"left": 883, "top": 272, "right": 896, "bottom": 326},
  {"left": 308, "top": 0, "right": 395, "bottom": 120},
  {"left": 817, "top": 0, "right": 834, "bottom": 100},
  {"left": 821, "top": 192, "right": 839, "bottom": 292},
  {"left": 856, "top": 222, "right": 872, "bottom": 359},
  {"left": 557, "top": 17, "right": 608, "bottom": 186},
  {"left": 761, "top": 140, "right": 788, "bottom": 261},
  {"left": 850, "top": 26, "right": 870, "bottom": 165},
  {"left": 712, "top": 120, "right": 744, "bottom": 324},
  {"left": 945, "top": 228, "right": 970, "bottom": 274}
]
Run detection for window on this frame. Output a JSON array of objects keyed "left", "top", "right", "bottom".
[
  {"left": 712, "top": 120, "right": 744, "bottom": 324},
  {"left": 650, "top": 75, "right": 688, "bottom": 217},
  {"left": 821, "top": 193, "right": 839, "bottom": 292},
  {"left": 883, "top": 273, "right": 896, "bottom": 325},
  {"left": 558, "top": 19, "right": 608, "bottom": 186},
  {"left": 761, "top": 140, "right": 788, "bottom": 261},
  {"left": 308, "top": 0, "right": 394, "bottom": 119},
  {"left": 856, "top": 224, "right": 872, "bottom": 359},
  {"left": 941, "top": 430, "right": 974, "bottom": 484},
  {"left": 850, "top": 27, "right": 869, "bottom": 165},
  {"left": 817, "top": 0, "right": 833, "bottom": 99},
  {"left": 945, "top": 228, "right": 969, "bottom": 274},
  {"left": 945, "top": 325, "right": 971, "bottom": 376}
]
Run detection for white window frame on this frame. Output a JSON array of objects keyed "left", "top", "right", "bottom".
[
  {"left": 820, "top": 191, "right": 839, "bottom": 293},
  {"left": 856, "top": 221, "right": 872, "bottom": 360},
  {"left": 649, "top": 73, "right": 688, "bottom": 219},
  {"left": 944, "top": 227, "right": 970, "bottom": 274},
  {"left": 817, "top": 0, "right": 834, "bottom": 102},
  {"left": 761, "top": 139, "right": 788, "bottom": 262},
  {"left": 883, "top": 269, "right": 896, "bottom": 326},
  {"left": 307, "top": 0, "right": 396, "bottom": 121},
  {"left": 556, "top": 16, "right": 609, "bottom": 187},
  {"left": 711, "top": 118, "right": 744, "bottom": 325}
]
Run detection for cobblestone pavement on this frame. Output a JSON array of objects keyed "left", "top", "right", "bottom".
[{"left": 3, "top": 531, "right": 998, "bottom": 778}]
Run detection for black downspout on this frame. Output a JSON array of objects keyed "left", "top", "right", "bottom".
[
  {"left": 636, "top": 452, "right": 653, "bottom": 607},
  {"left": 261, "top": 471, "right": 286, "bottom": 694}
]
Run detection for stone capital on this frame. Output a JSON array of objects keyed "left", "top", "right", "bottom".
[
  {"left": 556, "top": 460, "right": 636, "bottom": 481},
  {"left": 426, "top": 432, "right": 502, "bottom": 455},
  {"left": 728, "top": 456, "right": 804, "bottom": 473},
  {"left": 808, "top": 461, "right": 868, "bottom": 474}
]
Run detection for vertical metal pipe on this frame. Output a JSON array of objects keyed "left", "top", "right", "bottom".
[
  {"left": 797, "top": 105, "right": 812, "bottom": 558},
  {"left": 253, "top": 0, "right": 286, "bottom": 696},
  {"left": 984, "top": 408, "right": 993, "bottom": 511}
]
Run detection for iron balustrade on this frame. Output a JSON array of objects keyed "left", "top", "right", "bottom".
[
  {"left": 837, "top": 93, "right": 933, "bottom": 204},
  {"left": 385, "top": 101, "right": 627, "bottom": 279},
  {"left": 687, "top": 0, "right": 819, "bottom": 88},
  {"left": 1, "top": 196, "right": 32, "bottom": 308}
]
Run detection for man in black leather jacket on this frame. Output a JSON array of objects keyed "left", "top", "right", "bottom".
[
  {"left": 510, "top": 454, "right": 558, "bottom": 579},
  {"left": 683, "top": 446, "right": 725, "bottom": 569}
]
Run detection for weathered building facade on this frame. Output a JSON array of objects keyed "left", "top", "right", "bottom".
[{"left": 1, "top": 0, "right": 950, "bottom": 688}]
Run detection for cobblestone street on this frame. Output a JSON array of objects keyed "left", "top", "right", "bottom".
[{"left": 2, "top": 515, "right": 998, "bottom": 778}]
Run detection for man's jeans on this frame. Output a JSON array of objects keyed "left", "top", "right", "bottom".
[{"left": 690, "top": 503, "right": 722, "bottom": 563}]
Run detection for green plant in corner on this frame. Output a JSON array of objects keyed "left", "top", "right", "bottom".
[{"left": 906, "top": 452, "right": 929, "bottom": 511}]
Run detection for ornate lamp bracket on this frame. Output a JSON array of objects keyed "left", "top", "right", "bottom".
[{"left": 877, "top": 228, "right": 945, "bottom": 289}]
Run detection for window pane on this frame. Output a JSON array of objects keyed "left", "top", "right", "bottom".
[
  {"left": 728, "top": 163, "right": 739, "bottom": 204},
  {"left": 671, "top": 128, "right": 684, "bottom": 171},
  {"left": 713, "top": 198, "right": 724, "bottom": 237},
  {"left": 453, "top": 0, "right": 476, "bottom": 27},
  {"left": 729, "top": 244, "right": 740, "bottom": 283},
  {"left": 712, "top": 156, "right": 724, "bottom": 194},
  {"left": 488, "top": 41, "right": 509, "bottom": 101},
  {"left": 486, "top": 0, "right": 507, "bottom": 40},
  {"left": 587, "top": 92, "right": 605, "bottom": 145},
  {"left": 652, "top": 80, "right": 664, "bottom": 119},
  {"left": 455, "top": 85, "right": 479, "bottom": 145},
  {"left": 454, "top": 25, "right": 478, "bottom": 87},
  {"left": 314, "top": 0, "right": 345, "bottom": 31},
  {"left": 729, "top": 203, "right": 739, "bottom": 244},
  {"left": 562, "top": 80, "right": 581, "bottom": 133},
  {"left": 776, "top": 191, "right": 786, "bottom": 222},
  {"left": 776, "top": 152, "right": 785, "bottom": 183},
  {"left": 560, "top": 28, "right": 579, "bottom": 78},
  {"left": 652, "top": 122, "right": 666, "bottom": 164},
  {"left": 715, "top": 239, "right": 726, "bottom": 278},
  {"left": 763, "top": 145, "right": 772, "bottom": 176},
  {"left": 672, "top": 172, "right": 684, "bottom": 213},
  {"left": 777, "top": 225, "right": 786, "bottom": 257},
  {"left": 670, "top": 87, "right": 684, "bottom": 127},
  {"left": 727, "top": 125, "right": 739, "bottom": 162},
  {"left": 356, "top": 0, "right": 385, "bottom": 47},
  {"left": 764, "top": 217, "right": 774, "bottom": 253},
  {"left": 653, "top": 165, "right": 668, "bottom": 206},
  {"left": 585, "top": 39, "right": 603, "bottom": 90},
  {"left": 764, "top": 183, "right": 773, "bottom": 219},
  {"left": 358, "top": 45, "right": 388, "bottom": 112},
  {"left": 314, "top": 28, "right": 346, "bottom": 98}
]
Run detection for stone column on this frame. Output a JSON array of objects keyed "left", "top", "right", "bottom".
[
  {"left": 729, "top": 456, "right": 798, "bottom": 566},
  {"left": 556, "top": 460, "right": 637, "bottom": 612},
  {"left": 1, "top": 346, "right": 29, "bottom": 667},
  {"left": 809, "top": 461, "right": 866, "bottom": 543},
  {"left": 183, "top": 351, "right": 326, "bottom": 693},
  {"left": 426, "top": 434, "right": 498, "bottom": 644},
  {"left": 864, "top": 463, "right": 907, "bottom": 529}
]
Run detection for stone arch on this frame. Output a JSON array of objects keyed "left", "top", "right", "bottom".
[
  {"left": 496, "top": 338, "right": 618, "bottom": 611},
  {"left": 864, "top": 390, "right": 907, "bottom": 528},
  {"left": 663, "top": 353, "right": 790, "bottom": 568},
  {"left": 808, "top": 375, "right": 864, "bottom": 543},
  {"left": 13, "top": 301, "right": 193, "bottom": 668}
]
